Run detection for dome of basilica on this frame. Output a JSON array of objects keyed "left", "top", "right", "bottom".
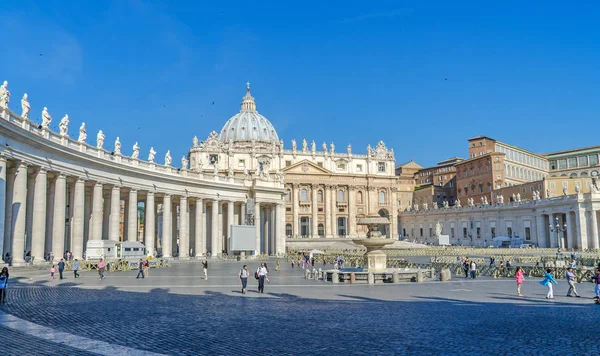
[{"left": 219, "top": 83, "right": 279, "bottom": 143}]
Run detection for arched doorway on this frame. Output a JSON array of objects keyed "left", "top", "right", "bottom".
[{"left": 378, "top": 209, "right": 390, "bottom": 238}]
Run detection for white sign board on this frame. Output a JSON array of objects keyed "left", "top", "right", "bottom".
[
  {"left": 437, "top": 235, "right": 450, "bottom": 246},
  {"left": 230, "top": 225, "right": 258, "bottom": 251}
]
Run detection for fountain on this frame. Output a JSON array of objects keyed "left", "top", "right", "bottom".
[{"left": 353, "top": 214, "right": 395, "bottom": 272}]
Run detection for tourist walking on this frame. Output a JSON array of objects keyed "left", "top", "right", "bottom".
[
  {"left": 470, "top": 261, "right": 477, "bottom": 279},
  {"left": 565, "top": 267, "right": 580, "bottom": 297},
  {"left": 0, "top": 267, "right": 9, "bottom": 304},
  {"left": 202, "top": 259, "right": 208, "bottom": 280},
  {"left": 136, "top": 259, "right": 145, "bottom": 279},
  {"left": 58, "top": 259, "right": 65, "bottom": 280},
  {"left": 73, "top": 259, "right": 80, "bottom": 278},
  {"left": 50, "top": 265, "right": 55, "bottom": 279},
  {"left": 515, "top": 266, "right": 525, "bottom": 296},
  {"left": 539, "top": 269, "right": 558, "bottom": 299},
  {"left": 462, "top": 260, "right": 469, "bottom": 278},
  {"left": 591, "top": 268, "right": 600, "bottom": 300},
  {"left": 257, "top": 263, "right": 268, "bottom": 293},
  {"left": 143, "top": 260, "right": 149, "bottom": 278},
  {"left": 238, "top": 265, "right": 249, "bottom": 294},
  {"left": 98, "top": 258, "right": 106, "bottom": 280}
]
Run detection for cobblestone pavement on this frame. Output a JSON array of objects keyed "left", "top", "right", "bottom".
[{"left": 2, "top": 261, "right": 600, "bottom": 355}]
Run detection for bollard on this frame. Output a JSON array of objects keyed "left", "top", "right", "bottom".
[
  {"left": 332, "top": 271, "right": 339, "bottom": 284},
  {"left": 368, "top": 272, "right": 375, "bottom": 285},
  {"left": 305, "top": 269, "right": 311, "bottom": 279},
  {"left": 350, "top": 272, "right": 356, "bottom": 284},
  {"left": 417, "top": 270, "right": 424, "bottom": 283},
  {"left": 392, "top": 271, "right": 399, "bottom": 283}
]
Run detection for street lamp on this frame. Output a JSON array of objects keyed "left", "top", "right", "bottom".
[{"left": 549, "top": 216, "right": 567, "bottom": 273}]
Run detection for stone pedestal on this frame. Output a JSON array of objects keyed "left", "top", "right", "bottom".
[
  {"left": 392, "top": 271, "right": 399, "bottom": 283},
  {"left": 365, "top": 249, "right": 388, "bottom": 272},
  {"left": 332, "top": 271, "right": 339, "bottom": 283},
  {"left": 417, "top": 270, "right": 424, "bottom": 283},
  {"left": 367, "top": 272, "right": 375, "bottom": 284}
]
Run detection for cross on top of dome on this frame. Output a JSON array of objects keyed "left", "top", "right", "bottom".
[{"left": 241, "top": 81, "right": 256, "bottom": 112}]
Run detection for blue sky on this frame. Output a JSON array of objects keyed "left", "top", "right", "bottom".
[{"left": 1, "top": 0, "right": 599, "bottom": 167}]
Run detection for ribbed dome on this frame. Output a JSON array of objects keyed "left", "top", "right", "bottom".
[{"left": 219, "top": 83, "right": 279, "bottom": 143}]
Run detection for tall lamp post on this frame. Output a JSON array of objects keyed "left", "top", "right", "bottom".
[{"left": 549, "top": 216, "right": 567, "bottom": 276}]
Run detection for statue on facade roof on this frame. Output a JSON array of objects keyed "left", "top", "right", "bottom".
[
  {"left": 483, "top": 196, "right": 489, "bottom": 206},
  {"left": 21, "top": 94, "right": 30, "bottom": 119},
  {"left": 181, "top": 156, "right": 188, "bottom": 170},
  {"left": 516, "top": 193, "right": 521, "bottom": 202},
  {"left": 330, "top": 142, "right": 335, "bottom": 155},
  {"left": 423, "top": 202, "right": 428, "bottom": 210},
  {"left": 96, "top": 130, "right": 105, "bottom": 149},
  {"left": 322, "top": 142, "right": 327, "bottom": 153},
  {"left": 575, "top": 185, "right": 580, "bottom": 194},
  {"left": 77, "top": 123, "right": 87, "bottom": 143},
  {"left": 311, "top": 140, "right": 316, "bottom": 153},
  {"left": 302, "top": 138, "right": 308, "bottom": 152},
  {"left": 193, "top": 136, "right": 198, "bottom": 147},
  {"left": 41, "top": 107, "right": 52, "bottom": 129},
  {"left": 455, "top": 198, "right": 462, "bottom": 208},
  {"left": 563, "top": 187, "right": 568, "bottom": 196},
  {"left": 291, "top": 139, "right": 297, "bottom": 151},
  {"left": 347, "top": 144, "right": 352, "bottom": 155},
  {"left": 545, "top": 188, "right": 551, "bottom": 198},
  {"left": 165, "top": 150, "right": 172, "bottom": 166},
  {"left": 114, "top": 137, "right": 121, "bottom": 154},
  {"left": 432, "top": 202, "right": 438, "bottom": 210},
  {"left": 435, "top": 222, "right": 442, "bottom": 237},
  {"left": 148, "top": 147, "right": 156, "bottom": 162},
  {"left": 59, "top": 115, "right": 69, "bottom": 136},
  {"left": 0, "top": 81, "right": 9, "bottom": 108},
  {"left": 512, "top": 193, "right": 517, "bottom": 202},
  {"left": 132, "top": 142, "right": 140, "bottom": 159},
  {"left": 443, "top": 200, "right": 449, "bottom": 208}
]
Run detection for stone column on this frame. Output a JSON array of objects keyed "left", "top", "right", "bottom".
[
  {"left": 3, "top": 167, "right": 15, "bottom": 257},
  {"left": 292, "top": 184, "right": 299, "bottom": 237},
  {"left": 589, "top": 210, "right": 599, "bottom": 250},
  {"left": 144, "top": 192, "right": 155, "bottom": 256},
  {"left": 330, "top": 185, "right": 337, "bottom": 238},
  {"left": 254, "top": 200, "right": 261, "bottom": 254},
  {"left": 52, "top": 174, "right": 67, "bottom": 262},
  {"left": 262, "top": 207, "right": 269, "bottom": 254},
  {"left": 240, "top": 202, "right": 246, "bottom": 225},
  {"left": 84, "top": 189, "right": 92, "bottom": 245},
  {"left": 195, "top": 198, "right": 204, "bottom": 257},
  {"left": 171, "top": 203, "right": 178, "bottom": 256},
  {"left": 311, "top": 184, "right": 318, "bottom": 238},
  {"left": 109, "top": 186, "right": 121, "bottom": 241},
  {"left": 390, "top": 188, "right": 399, "bottom": 239},
  {"left": 270, "top": 207, "right": 276, "bottom": 255},
  {"left": 180, "top": 196, "right": 189, "bottom": 258},
  {"left": 211, "top": 200, "right": 219, "bottom": 257},
  {"left": 325, "top": 185, "right": 332, "bottom": 238},
  {"left": 0, "top": 156, "right": 6, "bottom": 257},
  {"left": 567, "top": 212, "right": 576, "bottom": 249},
  {"left": 102, "top": 190, "right": 110, "bottom": 240},
  {"left": 25, "top": 172, "right": 35, "bottom": 253},
  {"left": 226, "top": 201, "right": 234, "bottom": 254},
  {"left": 91, "top": 183, "right": 103, "bottom": 241},
  {"left": 31, "top": 169, "right": 47, "bottom": 263},
  {"left": 11, "top": 162, "right": 28, "bottom": 264},
  {"left": 549, "top": 214, "right": 557, "bottom": 248},
  {"left": 576, "top": 209, "right": 588, "bottom": 250},
  {"left": 71, "top": 178, "right": 85, "bottom": 260},
  {"left": 162, "top": 194, "right": 172, "bottom": 257},
  {"left": 348, "top": 186, "right": 356, "bottom": 237},
  {"left": 127, "top": 189, "right": 138, "bottom": 242},
  {"left": 45, "top": 176, "right": 55, "bottom": 254},
  {"left": 277, "top": 203, "right": 286, "bottom": 255}
]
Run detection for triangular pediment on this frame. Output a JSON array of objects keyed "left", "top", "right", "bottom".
[{"left": 283, "top": 160, "right": 331, "bottom": 174}]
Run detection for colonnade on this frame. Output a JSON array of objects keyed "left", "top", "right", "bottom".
[{"left": 1, "top": 157, "right": 285, "bottom": 265}]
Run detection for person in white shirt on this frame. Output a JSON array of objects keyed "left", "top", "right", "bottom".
[
  {"left": 470, "top": 261, "right": 477, "bottom": 279},
  {"left": 257, "top": 263, "right": 268, "bottom": 293},
  {"left": 238, "top": 265, "right": 250, "bottom": 294}
]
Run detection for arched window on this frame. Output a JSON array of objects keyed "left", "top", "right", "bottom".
[
  {"left": 337, "top": 189, "right": 345, "bottom": 202},
  {"left": 285, "top": 224, "right": 292, "bottom": 237},
  {"left": 580, "top": 171, "right": 589, "bottom": 177},
  {"left": 285, "top": 190, "right": 291, "bottom": 201},
  {"left": 318, "top": 224, "right": 324, "bottom": 237},
  {"left": 379, "top": 191, "right": 386, "bottom": 204},
  {"left": 300, "top": 188, "right": 308, "bottom": 201},
  {"left": 570, "top": 172, "right": 578, "bottom": 177},
  {"left": 357, "top": 191, "right": 363, "bottom": 204},
  {"left": 317, "top": 190, "right": 323, "bottom": 202}
]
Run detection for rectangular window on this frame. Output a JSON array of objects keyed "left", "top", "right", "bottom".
[
  {"left": 317, "top": 162, "right": 323, "bottom": 167},
  {"left": 125, "top": 248, "right": 131, "bottom": 252},
  {"left": 590, "top": 155, "right": 599, "bottom": 166},
  {"left": 238, "top": 159, "right": 246, "bottom": 167},
  {"left": 420, "top": 228, "right": 423, "bottom": 237},
  {"left": 463, "top": 227, "right": 467, "bottom": 239},
  {"left": 491, "top": 227, "right": 496, "bottom": 238},
  {"left": 378, "top": 162, "right": 386, "bottom": 172},
  {"left": 209, "top": 154, "right": 218, "bottom": 165},
  {"left": 568, "top": 157, "right": 577, "bottom": 168},
  {"left": 337, "top": 162, "right": 346, "bottom": 170},
  {"left": 557, "top": 159, "right": 567, "bottom": 169},
  {"left": 356, "top": 164, "right": 363, "bottom": 172},
  {"left": 578, "top": 156, "right": 589, "bottom": 166},
  {"left": 525, "top": 227, "right": 531, "bottom": 240},
  {"left": 476, "top": 227, "right": 481, "bottom": 239},
  {"left": 429, "top": 227, "right": 433, "bottom": 237},
  {"left": 451, "top": 227, "right": 455, "bottom": 238},
  {"left": 507, "top": 227, "right": 513, "bottom": 236},
  {"left": 285, "top": 161, "right": 292, "bottom": 167}
]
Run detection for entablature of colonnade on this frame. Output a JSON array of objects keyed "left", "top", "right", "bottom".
[
  {"left": 0, "top": 108, "right": 283, "bottom": 204},
  {"left": 398, "top": 194, "right": 600, "bottom": 220}
]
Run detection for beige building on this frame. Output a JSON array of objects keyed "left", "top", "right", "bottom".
[{"left": 545, "top": 145, "right": 600, "bottom": 178}]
